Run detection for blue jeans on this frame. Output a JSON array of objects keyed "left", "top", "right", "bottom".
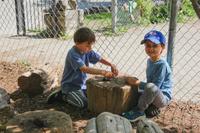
[{"left": 137, "top": 83, "right": 170, "bottom": 111}]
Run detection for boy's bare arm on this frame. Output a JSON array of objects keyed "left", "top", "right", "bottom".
[
  {"left": 99, "top": 58, "right": 118, "bottom": 76},
  {"left": 80, "top": 65, "right": 114, "bottom": 78},
  {"left": 125, "top": 76, "right": 140, "bottom": 87}
]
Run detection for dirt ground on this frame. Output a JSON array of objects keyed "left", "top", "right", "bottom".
[{"left": 0, "top": 61, "right": 200, "bottom": 133}]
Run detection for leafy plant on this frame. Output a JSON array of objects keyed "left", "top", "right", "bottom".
[
  {"left": 177, "top": 0, "right": 196, "bottom": 22},
  {"left": 18, "top": 60, "right": 31, "bottom": 67},
  {"left": 150, "top": 4, "right": 169, "bottom": 24},
  {"left": 135, "top": 0, "right": 154, "bottom": 24}
]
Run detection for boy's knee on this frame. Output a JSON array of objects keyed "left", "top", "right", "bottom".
[{"left": 145, "top": 83, "right": 158, "bottom": 94}]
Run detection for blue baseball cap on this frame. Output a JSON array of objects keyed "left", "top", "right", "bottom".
[{"left": 141, "top": 30, "right": 166, "bottom": 45}]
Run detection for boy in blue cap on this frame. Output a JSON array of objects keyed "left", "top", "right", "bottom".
[
  {"left": 122, "top": 30, "right": 172, "bottom": 122},
  {"left": 47, "top": 27, "right": 118, "bottom": 108}
]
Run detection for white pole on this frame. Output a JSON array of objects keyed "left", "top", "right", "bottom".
[{"left": 112, "top": 0, "right": 117, "bottom": 33}]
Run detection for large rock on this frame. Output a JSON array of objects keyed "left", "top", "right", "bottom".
[
  {"left": 0, "top": 87, "right": 10, "bottom": 109},
  {"left": 0, "top": 106, "right": 13, "bottom": 125},
  {"left": 86, "top": 76, "right": 139, "bottom": 114},
  {"left": 0, "top": 88, "right": 14, "bottom": 124},
  {"left": 6, "top": 110, "right": 73, "bottom": 133},
  {"left": 85, "top": 112, "right": 132, "bottom": 133},
  {"left": 137, "top": 119, "right": 164, "bottom": 133},
  {"left": 0, "top": 105, "right": 14, "bottom": 125},
  {"left": 17, "top": 69, "right": 48, "bottom": 97}
]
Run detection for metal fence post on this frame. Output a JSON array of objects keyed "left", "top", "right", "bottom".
[
  {"left": 112, "top": 0, "right": 117, "bottom": 33},
  {"left": 14, "top": 0, "right": 26, "bottom": 35},
  {"left": 52, "top": 0, "right": 58, "bottom": 37},
  {"left": 78, "top": 9, "right": 84, "bottom": 28},
  {"left": 167, "top": 0, "right": 178, "bottom": 71}
]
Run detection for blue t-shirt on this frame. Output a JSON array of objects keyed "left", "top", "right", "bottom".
[
  {"left": 139, "top": 58, "right": 173, "bottom": 100},
  {"left": 61, "top": 46, "right": 101, "bottom": 94}
]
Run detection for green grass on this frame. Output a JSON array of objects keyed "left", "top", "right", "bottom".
[
  {"left": 85, "top": 13, "right": 112, "bottom": 20},
  {"left": 85, "top": 12, "right": 133, "bottom": 36},
  {"left": 17, "top": 60, "right": 31, "bottom": 67},
  {"left": 28, "top": 29, "right": 43, "bottom": 33},
  {"left": 58, "top": 32, "right": 72, "bottom": 40}
]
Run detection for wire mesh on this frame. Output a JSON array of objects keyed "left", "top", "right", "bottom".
[{"left": 0, "top": 0, "right": 200, "bottom": 132}]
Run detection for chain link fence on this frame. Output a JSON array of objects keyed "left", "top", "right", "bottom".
[{"left": 0, "top": 0, "right": 200, "bottom": 132}]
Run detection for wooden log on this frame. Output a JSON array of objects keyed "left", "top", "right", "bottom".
[
  {"left": 85, "top": 112, "right": 132, "bottom": 133},
  {"left": 18, "top": 69, "right": 48, "bottom": 97},
  {"left": 87, "top": 76, "right": 139, "bottom": 114}
]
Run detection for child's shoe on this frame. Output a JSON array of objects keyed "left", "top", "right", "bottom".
[
  {"left": 47, "top": 89, "right": 62, "bottom": 104},
  {"left": 122, "top": 108, "right": 146, "bottom": 122},
  {"left": 145, "top": 104, "right": 160, "bottom": 118}
]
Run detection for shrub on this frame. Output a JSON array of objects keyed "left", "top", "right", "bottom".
[
  {"left": 177, "top": 0, "right": 196, "bottom": 22},
  {"left": 135, "top": 0, "right": 154, "bottom": 24},
  {"left": 150, "top": 4, "right": 169, "bottom": 24}
]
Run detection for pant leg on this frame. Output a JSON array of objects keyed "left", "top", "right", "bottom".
[
  {"left": 152, "top": 89, "right": 170, "bottom": 108},
  {"left": 138, "top": 83, "right": 170, "bottom": 111},
  {"left": 62, "top": 89, "right": 88, "bottom": 108}
]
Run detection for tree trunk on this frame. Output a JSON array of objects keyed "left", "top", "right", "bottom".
[{"left": 190, "top": 0, "right": 200, "bottom": 19}]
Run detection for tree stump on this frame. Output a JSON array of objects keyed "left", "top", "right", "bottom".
[
  {"left": 85, "top": 112, "right": 132, "bottom": 133},
  {"left": 43, "top": 0, "right": 66, "bottom": 37},
  {"left": 6, "top": 110, "right": 73, "bottom": 133},
  {"left": 17, "top": 69, "right": 48, "bottom": 97},
  {"left": 86, "top": 76, "right": 139, "bottom": 114}
]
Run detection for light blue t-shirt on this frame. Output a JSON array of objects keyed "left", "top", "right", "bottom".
[
  {"left": 61, "top": 46, "right": 101, "bottom": 94},
  {"left": 139, "top": 58, "right": 173, "bottom": 100}
]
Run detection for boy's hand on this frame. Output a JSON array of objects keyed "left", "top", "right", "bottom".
[
  {"left": 125, "top": 76, "right": 140, "bottom": 86},
  {"left": 102, "top": 71, "right": 115, "bottom": 78},
  {"left": 111, "top": 64, "right": 118, "bottom": 77}
]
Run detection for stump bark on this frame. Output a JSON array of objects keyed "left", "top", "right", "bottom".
[
  {"left": 6, "top": 110, "right": 73, "bottom": 133},
  {"left": 86, "top": 76, "right": 138, "bottom": 114},
  {"left": 18, "top": 69, "right": 48, "bottom": 97}
]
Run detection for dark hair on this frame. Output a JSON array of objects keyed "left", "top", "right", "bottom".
[{"left": 73, "top": 27, "right": 96, "bottom": 44}]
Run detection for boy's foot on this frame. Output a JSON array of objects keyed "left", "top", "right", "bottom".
[
  {"left": 47, "top": 89, "right": 62, "bottom": 104},
  {"left": 122, "top": 109, "right": 146, "bottom": 122}
]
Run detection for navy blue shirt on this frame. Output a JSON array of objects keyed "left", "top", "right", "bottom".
[
  {"left": 61, "top": 47, "right": 101, "bottom": 94},
  {"left": 139, "top": 58, "right": 173, "bottom": 100}
]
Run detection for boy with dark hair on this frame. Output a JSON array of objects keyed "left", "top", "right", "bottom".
[
  {"left": 47, "top": 27, "right": 118, "bottom": 108},
  {"left": 122, "top": 30, "right": 173, "bottom": 122}
]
